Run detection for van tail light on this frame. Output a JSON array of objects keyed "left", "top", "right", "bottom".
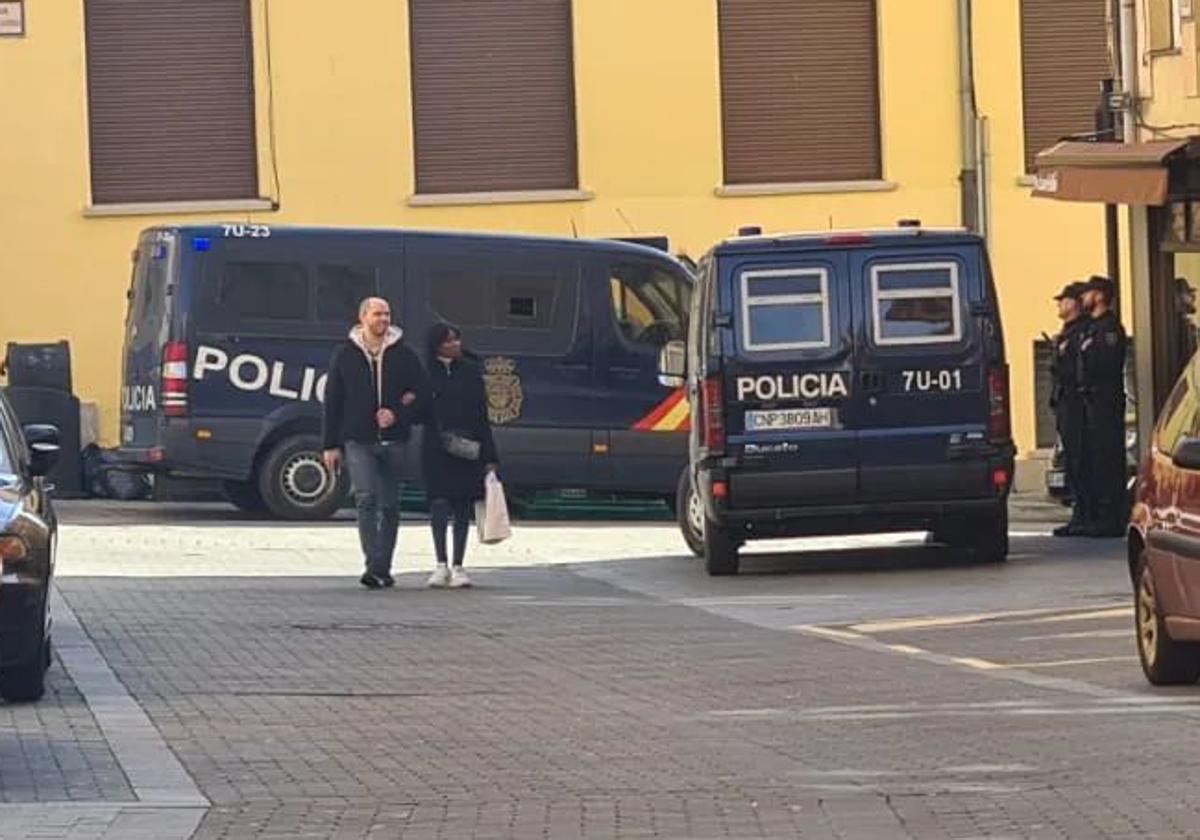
[
  {"left": 987, "top": 365, "right": 1010, "bottom": 443},
  {"left": 161, "top": 342, "right": 190, "bottom": 417},
  {"left": 0, "top": 536, "right": 29, "bottom": 575},
  {"left": 701, "top": 376, "right": 725, "bottom": 452}
]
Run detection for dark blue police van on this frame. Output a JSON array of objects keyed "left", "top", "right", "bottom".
[
  {"left": 661, "top": 224, "right": 1015, "bottom": 575},
  {"left": 117, "top": 225, "right": 693, "bottom": 520}
]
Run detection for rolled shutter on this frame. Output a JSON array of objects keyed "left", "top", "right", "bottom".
[
  {"left": 1020, "top": 0, "right": 1111, "bottom": 173},
  {"left": 409, "top": 0, "right": 578, "bottom": 195},
  {"left": 718, "top": 0, "right": 882, "bottom": 185},
  {"left": 84, "top": 0, "right": 258, "bottom": 205}
]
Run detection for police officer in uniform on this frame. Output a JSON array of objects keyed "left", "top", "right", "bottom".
[
  {"left": 1050, "top": 281, "right": 1090, "bottom": 537},
  {"left": 1078, "top": 276, "right": 1128, "bottom": 537}
]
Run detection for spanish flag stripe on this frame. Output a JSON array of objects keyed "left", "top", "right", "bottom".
[
  {"left": 633, "top": 388, "right": 686, "bottom": 431},
  {"left": 655, "top": 395, "right": 691, "bottom": 432}
]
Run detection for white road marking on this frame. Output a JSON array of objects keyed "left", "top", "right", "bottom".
[
  {"left": 1008, "top": 655, "right": 1138, "bottom": 669},
  {"left": 1018, "top": 629, "right": 1131, "bottom": 641},
  {"left": 849, "top": 603, "right": 1127, "bottom": 634}
]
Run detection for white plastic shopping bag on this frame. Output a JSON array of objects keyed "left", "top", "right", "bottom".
[{"left": 476, "top": 472, "right": 512, "bottom": 545}]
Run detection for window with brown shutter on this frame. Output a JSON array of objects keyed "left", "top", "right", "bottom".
[
  {"left": 84, "top": 0, "right": 258, "bottom": 205},
  {"left": 717, "top": 0, "right": 882, "bottom": 186},
  {"left": 408, "top": 0, "right": 578, "bottom": 196},
  {"left": 1019, "top": 0, "right": 1111, "bottom": 173}
]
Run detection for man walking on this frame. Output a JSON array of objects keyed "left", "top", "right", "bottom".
[
  {"left": 323, "top": 297, "right": 428, "bottom": 588},
  {"left": 1078, "top": 276, "right": 1128, "bottom": 538},
  {"left": 1050, "top": 281, "right": 1090, "bottom": 537}
]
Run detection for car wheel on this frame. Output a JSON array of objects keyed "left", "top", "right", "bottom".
[
  {"left": 676, "top": 470, "right": 704, "bottom": 558},
  {"left": 1, "top": 609, "right": 46, "bottom": 704},
  {"left": 222, "top": 479, "right": 267, "bottom": 513},
  {"left": 1135, "top": 554, "right": 1200, "bottom": 686},
  {"left": 258, "top": 435, "right": 347, "bottom": 521},
  {"left": 703, "top": 517, "right": 740, "bottom": 576}
]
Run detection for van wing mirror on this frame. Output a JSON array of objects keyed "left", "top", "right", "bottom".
[
  {"left": 1174, "top": 437, "right": 1200, "bottom": 471},
  {"left": 657, "top": 340, "right": 686, "bottom": 388}
]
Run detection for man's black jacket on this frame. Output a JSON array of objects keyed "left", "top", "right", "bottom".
[{"left": 322, "top": 327, "right": 428, "bottom": 449}]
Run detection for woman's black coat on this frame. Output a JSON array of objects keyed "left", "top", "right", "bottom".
[{"left": 421, "top": 357, "right": 499, "bottom": 502}]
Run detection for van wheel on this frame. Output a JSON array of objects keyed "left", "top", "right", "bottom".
[
  {"left": 704, "top": 517, "right": 740, "bottom": 576},
  {"left": 676, "top": 470, "right": 704, "bottom": 558},
  {"left": 222, "top": 479, "right": 266, "bottom": 513},
  {"left": 258, "top": 435, "right": 346, "bottom": 521},
  {"left": 1136, "top": 554, "right": 1200, "bottom": 685},
  {"left": 935, "top": 510, "right": 1008, "bottom": 563}
]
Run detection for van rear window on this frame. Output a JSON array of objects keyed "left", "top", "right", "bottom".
[
  {"left": 739, "top": 268, "right": 830, "bottom": 351},
  {"left": 870, "top": 263, "right": 962, "bottom": 345}
]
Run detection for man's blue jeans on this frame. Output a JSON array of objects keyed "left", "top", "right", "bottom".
[{"left": 344, "top": 441, "right": 406, "bottom": 577}]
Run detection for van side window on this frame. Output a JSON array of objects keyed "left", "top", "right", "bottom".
[
  {"left": 740, "top": 268, "right": 830, "bottom": 351},
  {"left": 420, "top": 251, "right": 579, "bottom": 355},
  {"left": 220, "top": 262, "right": 309, "bottom": 321},
  {"left": 316, "top": 265, "right": 379, "bottom": 324},
  {"left": 609, "top": 264, "right": 689, "bottom": 347},
  {"left": 871, "top": 262, "right": 962, "bottom": 345}
]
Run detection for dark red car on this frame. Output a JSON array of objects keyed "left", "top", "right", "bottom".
[{"left": 1129, "top": 358, "right": 1200, "bottom": 685}]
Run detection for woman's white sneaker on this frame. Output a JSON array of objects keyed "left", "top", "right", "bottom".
[
  {"left": 448, "top": 567, "right": 472, "bottom": 588},
  {"left": 427, "top": 564, "right": 451, "bottom": 588}
]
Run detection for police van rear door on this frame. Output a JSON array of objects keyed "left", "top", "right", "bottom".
[
  {"left": 852, "top": 245, "right": 991, "bottom": 500},
  {"left": 724, "top": 251, "right": 857, "bottom": 507},
  {"left": 120, "top": 229, "right": 177, "bottom": 449}
]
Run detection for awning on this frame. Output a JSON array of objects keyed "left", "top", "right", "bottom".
[{"left": 1032, "top": 140, "right": 1190, "bottom": 205}]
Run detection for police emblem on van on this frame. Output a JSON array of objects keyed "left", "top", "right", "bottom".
[
  {"left": 483, "top": 357, "right": 523, "bottom": 425},
  {"left": 735, "top": 372, "right": 850, "bottom": 402}
]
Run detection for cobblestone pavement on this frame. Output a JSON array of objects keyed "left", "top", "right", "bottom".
[{"left": 6, "top": 500, "right": 1200, "bottom": 838}]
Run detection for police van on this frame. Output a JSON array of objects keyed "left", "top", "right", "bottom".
[
  {"left": 117, "top": 225, "right": 694, "bottom": 520},
  {"left": 661, "top": 223, "right": 1015, "bottom": 575}
]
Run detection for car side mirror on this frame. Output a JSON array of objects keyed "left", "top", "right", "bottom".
[
  {"left": 657, "top": 339, "right": 686, "bottom": 388},
  {"left": 23, "top": 424, "right": 60, "bottom": 478},
  {"left": 1173, "top": 436, "right": 1200, "bottom": 471}
]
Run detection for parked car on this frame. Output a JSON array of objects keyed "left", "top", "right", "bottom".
[{"left": 0, "top": 389, "right": 59, "bottom": 702}]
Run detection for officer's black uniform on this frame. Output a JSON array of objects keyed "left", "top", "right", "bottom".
[
  {"left": 1049, "top": 282, "right": 1089, "bottom": 536},
  {"left": 1079, "top": 277, "right": 1127, "bottom": 537}
]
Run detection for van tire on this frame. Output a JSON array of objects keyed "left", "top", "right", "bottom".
[
  {"left": 934, "top": 509, "right": 1008, "bottom": 564},
  {"left": 223, "top": 479, "right": 266, "bottom": 513},
  {"left": 704, "top": 517, "right": 740, "bottom": 576},
  {"left": 258, "top": 435, "right": 346, "bottom": 521},
  {"left": 676, "top": 470, "right": 704, "bottom": 558},
  {"left": 1136, "top": 552, "right": 1200, "bottom": 685}
]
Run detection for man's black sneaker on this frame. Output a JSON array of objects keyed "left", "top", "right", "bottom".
[
  {"left": 381, "top": 574, "right": 396, "bottom": 588},
  {"left": 359, "top": 573, "right": 386, "bottom": 590},
  {"left": 1052, "top": 523, "right": 1080, "bottom": 537}
]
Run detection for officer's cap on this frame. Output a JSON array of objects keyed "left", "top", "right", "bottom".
[
  {"left": 1083, "top": 275, "right": 1115, "bottom": 296},
  {"left": 1053, "top": 281, "right": 1086, "bottom": 301}
]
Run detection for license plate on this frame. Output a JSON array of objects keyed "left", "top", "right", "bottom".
[
  {"left": 745, "top": 408, "right": 834, "bottom": 432},
  {"left": 1047, "top": 471, "right": 1066, "bottom": 488}
]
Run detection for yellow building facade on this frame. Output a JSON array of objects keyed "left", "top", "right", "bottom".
[{"left": 0, "top": 1, "right": 1110, "bottom": 461}]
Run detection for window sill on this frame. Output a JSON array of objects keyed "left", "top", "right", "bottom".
[
  {"left": 716, "top": 180, "right": 898, "bottom": 198},
  {"left": 84, "top": 198, "right": 276, "bottom": 218},
  {"left": 408, "top": 189, "right": 594, "bottom": 207}
]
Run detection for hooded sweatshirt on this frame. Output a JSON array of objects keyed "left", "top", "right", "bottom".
[{"left": 322, "top": 325, "right": 428, "bottom": 449}]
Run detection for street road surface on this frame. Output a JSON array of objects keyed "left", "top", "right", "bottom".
[{"left": 0, "top": 500, "right": 1193, "bottom": 839}]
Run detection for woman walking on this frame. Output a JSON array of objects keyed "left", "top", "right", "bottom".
[{"left": 422, "top": 323, "right": 498, "bottom": 588}]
